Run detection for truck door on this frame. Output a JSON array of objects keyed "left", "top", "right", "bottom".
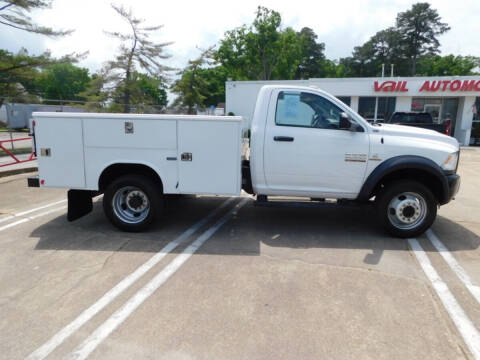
[{"left": 263, "top": 89, "right": 370, "bottom": 198}]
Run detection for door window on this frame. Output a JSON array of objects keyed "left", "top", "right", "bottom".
[{"left": 275, "top": 91, "right": 343, "bottom": 130}]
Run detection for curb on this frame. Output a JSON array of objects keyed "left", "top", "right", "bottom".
[{"left": 0, "top": 167, "right": 38, "bottom": 178}]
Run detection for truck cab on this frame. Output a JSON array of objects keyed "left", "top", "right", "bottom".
[{"left": 246, "top": 85, "right": 460, "bottom": 237}]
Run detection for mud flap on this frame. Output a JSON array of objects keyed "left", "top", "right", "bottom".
[{"left": 67, "top": 190, "right": 95, "bottom": 221}]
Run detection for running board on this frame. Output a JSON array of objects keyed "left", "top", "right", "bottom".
[{"left": 254, "top": 195, "right": 367, "bottom": 209}]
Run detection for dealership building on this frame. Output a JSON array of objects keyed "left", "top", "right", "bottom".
[{"left": 225, "top": 76, "right": 480, "bottom": 146}]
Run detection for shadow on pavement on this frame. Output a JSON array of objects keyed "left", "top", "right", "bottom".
[{"left": 31, "top": 196, "right": 480, "bottom": 266}]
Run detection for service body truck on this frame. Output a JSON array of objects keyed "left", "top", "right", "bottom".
[{"left": 28, "top": 85, "right": 460, "bottom": 238}]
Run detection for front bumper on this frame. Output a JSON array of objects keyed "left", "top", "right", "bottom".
[{"left": 445, "top": 173, "right": 460, "bottom": 203}]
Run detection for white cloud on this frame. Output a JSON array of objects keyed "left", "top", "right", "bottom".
[{"left": 1, "top": 0, "right": 479, "bottom": 74}]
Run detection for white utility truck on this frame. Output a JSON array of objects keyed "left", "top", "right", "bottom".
[{"left": 28, "top": 85, "right": 460, "bottom": 238}]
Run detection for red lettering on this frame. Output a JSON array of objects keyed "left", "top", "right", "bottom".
[
  {"left": 441, "top": 80, "right": 451, "bottom": 91},
  {"left": 419, "top": 81, "right": 430, "bottom": 92},
  {"left": 383, "top": 81, "right": 396, "bottom": 92},
  {"left": 400, "top": 81, "right": 409, "bottom": 92},
  {"left": 461, "top": 80, "right": 475, "bottom": 91},
  {"left": 450, "top": 80, "right": 461, "bottom": 91},
  {"left": 374, "top": 81, "right": 381, "bottom": 91},
  {"left": 475, "top": 80, "right": 480, "bottom": 91},
  {"left": 430, "top": 80, "right": 441, "bottom": 91}
]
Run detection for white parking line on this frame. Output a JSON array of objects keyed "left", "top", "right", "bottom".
[
  {"left": 66, "top": 198, "right": 249, "bottom": 360},
  {"left": 408, "top": 238, "right": 480, "bottom": 360},
  {"left": 426, "top": 229, "right": 480, "bottom": 305},
  {"left": 0, "top": 205, "right": 67, "bottom": 232},
  {"left": 0, "top": 199, "right": 67, "bottom": 224},
  {"left": 26, "top": 196, "right": 237, "bottom": 360}
]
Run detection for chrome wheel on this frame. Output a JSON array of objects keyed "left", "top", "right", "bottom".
[
  {"left": 387, "top": 192, "right": 427, "bottom": 230},
  {"left": 112, "top": 186, "right": 150, "bottom": 224}
]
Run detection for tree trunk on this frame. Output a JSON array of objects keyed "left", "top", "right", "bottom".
[
  {"left": 411, "top": 55, "right": 417, "bottom": 76},
  {"left": 123, "top": 69, "right": 131, "bottom": 113}
]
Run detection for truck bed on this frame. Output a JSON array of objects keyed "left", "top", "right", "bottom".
[{"left": 32, "top": 112, "right": 244, "bottom": 196}]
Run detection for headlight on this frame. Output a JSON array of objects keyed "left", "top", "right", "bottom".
[{"left": 441, "top": 151, "right": 459, "bottom": 171}]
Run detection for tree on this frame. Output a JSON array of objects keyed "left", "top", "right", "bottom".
[
  {"left": 295, "top": 27, "right": 327, "bottom": 79},
  {"left": 273, "top": 27, "right": 303, "bottom": 80},
  {"left": 216, "top": 6, "right": 289, "bottom": 80},
  {"left": 249, "top": 6, "right": 282, "bottom": 80},
  {"left": 0, "top": 0, "right": 72, "bottom": 36},
  {"left": 197, "top": 66, "right": 228, "bottom": 107},
  {"left": 340, "top": 27, "right": 408, "bottom": 77},
  {"left": 171, "top": 48, "right": 213, "bottom": 114},
  {"left": 396, "top": 2, "right": 450, "bottom": 75},
  {"left": 35, "top": 63, "right": 91, "bottom": 104},
  {"left": 418, "top": 55, "right": 480, "bottom": 76},
  {"left": 103, "top": 4, "right": 172, "bottom": 113}
]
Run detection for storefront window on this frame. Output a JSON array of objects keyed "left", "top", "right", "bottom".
[
  {"left": 412, "top": 97, "right": 459, "bottom": 136},
  {"left": 358, "top": 97, "right": 395, "bottom": 122},
  {"left": 336, "top": 96, "right": 351, "bottom": 106},
  {"left": 412, "top": 98, "right": 442, "bottom": 112},
  {"left": 358, "top": 97, "right": 376, "bottom": 121},
  {"left": 377, "top": 97, "right": 396, "bottom": 121}
]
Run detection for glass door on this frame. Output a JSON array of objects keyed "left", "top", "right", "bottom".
[
  {"left": 471, "top": 97, "right": 480, "bottom": 146},
  {"left": 424, "top": 104, "right": 441, "bottom": 123}
]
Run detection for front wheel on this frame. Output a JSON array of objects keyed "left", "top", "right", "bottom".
[
  {"left": 103, "top": 174, "right": 163, "bottom": 232},
  {"left": 376, "top": 180, "right": 437, "bottom": 238}
]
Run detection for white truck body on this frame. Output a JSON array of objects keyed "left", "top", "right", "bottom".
[
  {"left": 33, "top": 114, "right": 243, "bottom": 195},
  {"left": 30, "top": 85, "right": 460, "bottom": 237}
]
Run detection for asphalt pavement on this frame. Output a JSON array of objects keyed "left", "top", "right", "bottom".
[{"left": 0, "top": 149, "right": 479, "bottom": 360}]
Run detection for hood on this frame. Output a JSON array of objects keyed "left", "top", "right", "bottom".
[{"left": 377, "top": 124, "right": 459, "bottom": 149}]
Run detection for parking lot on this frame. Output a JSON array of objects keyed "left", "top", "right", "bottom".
[{"left": 0, "top": 149, "right": 478, "bottom": 360}]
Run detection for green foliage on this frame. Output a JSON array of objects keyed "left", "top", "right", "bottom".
[
  {"left": 340, "top": 27, "right": 409, "bottom": 77},
  {"left": 36, "top": 63, "right": 91, "bottom": 104},
  {"left": 215, "top": 8, "right": 332, "bottom": 82},
  {"left": 339, "top": 2, "right": 451, "bottom": 76},
  {"left": 0, "top": 0, "right": 72, "bottom": 36},
  {"left": 0, "top": 48, "right": 84, "bottom": 107},
  {"left": 171, "top": 48, "right": 213, "bottom": 114},
  {"left": 295, "top": 27, "right": 327, "bottom": 79},
  {"left": 418, "top": 55, "right": 480, "bottom": 76},
  {"left": 216, "top": 6, "right": 290, "bottom": 80},
  {"left": 197, "top": 66, "right": 228, "bottom": 107}
]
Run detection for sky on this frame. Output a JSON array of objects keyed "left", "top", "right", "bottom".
[{"left": 1, "top": 0, "right": 479, "bottom": 76}]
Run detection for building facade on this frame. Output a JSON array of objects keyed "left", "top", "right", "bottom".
[{"left": 225, "top": 76, "right": 480, "bottom": 145}]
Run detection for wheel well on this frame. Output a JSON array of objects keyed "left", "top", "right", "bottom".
[
  {"left": 371, "top": 168, "right": 443, "bottom": 203},
  {"left": 98, "top": 163, "right": 163, "bottom": 192}
]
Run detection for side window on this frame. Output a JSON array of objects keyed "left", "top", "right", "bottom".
[{"left": 275, "top": 91, "right": 343, "bottom": 129}]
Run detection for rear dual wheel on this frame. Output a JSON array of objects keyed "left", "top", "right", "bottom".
[
  {"left": 103, "top": 175, "right": 163, "bottom": 232},
  {"left": 376, "top": 180, "right": 437, "bottom": 238}
]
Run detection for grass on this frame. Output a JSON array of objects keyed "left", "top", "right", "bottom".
[
  {"left": 0, "top": 127, "right": 30, "bottom": 133},
  {"left": 0, "top": 147, "right": 33, "bottom": 156}
]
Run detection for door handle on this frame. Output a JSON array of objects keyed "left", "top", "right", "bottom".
[{"left": 274, "top": 136, "right": 294, "bottom": 142}]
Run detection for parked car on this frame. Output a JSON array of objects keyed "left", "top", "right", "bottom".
[
  {"left": 385, "top": 112, "right": 451, "bottom": 136},
  {"left": 28, "top": 85, "right": 460, "bottom": 238}
]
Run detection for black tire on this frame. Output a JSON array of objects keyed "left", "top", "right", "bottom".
[
  {"left": 375, "top": 180, "right": 437, "bottom": 238},
  {"left": 103, "top": 174, "right": 163, "bottom": 232}
]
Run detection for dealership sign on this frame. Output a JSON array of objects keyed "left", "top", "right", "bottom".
[{"left": 374, "top": 79, "right": 480, "bottom": 93}]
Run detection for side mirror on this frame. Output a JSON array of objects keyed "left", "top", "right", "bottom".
[
  {"left": 339, "top": 112, "right": 363, "bottom": 132},
  {"left": 339, "top": 112, "right": 353, "bottom": 130}
]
